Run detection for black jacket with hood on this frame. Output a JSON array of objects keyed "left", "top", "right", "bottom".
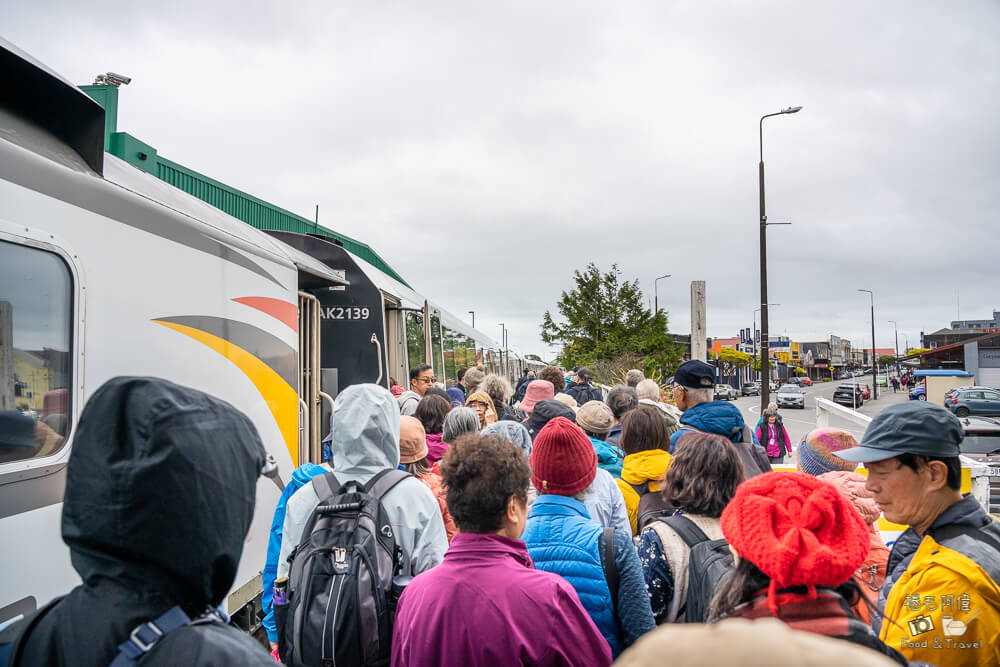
[{"left": 12, "top": 377, "right": 274, "bottom": 666}]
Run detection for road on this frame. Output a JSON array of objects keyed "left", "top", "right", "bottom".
[{"left": 724, "top": 380, "right": 913, "bottom": 455}]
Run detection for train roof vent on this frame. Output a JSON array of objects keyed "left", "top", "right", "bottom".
[{"left": 0, "top": 38, "right": 105, "bottom": 174}]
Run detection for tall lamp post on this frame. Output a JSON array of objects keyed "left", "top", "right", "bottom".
[
  {"left": 654, "top": 274, "right": 672, "bottom": 315},
  {"left": 889, "top": 319, "right": 899, "bottom": 375},
  {"left": 468, "top": 311, "right": 475, "bottom": 329},
  {"left": 759, "top": 105, "right": 802, "bottom": 411},
  {"left": 498, "top": 323, "right": 507, "bottom": 378},
  {"left": 859, "top": 289, "right": 877, "bottom": 400},
  {"left": 753, "top": 304, "right": 780, "bottom": 384}
]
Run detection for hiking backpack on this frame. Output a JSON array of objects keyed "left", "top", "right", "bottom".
[
  {"left": 660, "top": 514, "right": 735, "bottom": 623},
  {"left": 276, "top": 469, "right": 410, "bottom": 667},
  {"left": 628, "top": 480, "right": 677, "bottom": 533}
]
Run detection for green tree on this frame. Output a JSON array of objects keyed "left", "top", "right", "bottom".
[
  {"left": 714, "top": 347, "right": 752, "bottom": 383},
  {"left": 878, "top": 354, "right": 897, "bottom": 367},
  {"left": 541, "top": 263, "right": 684, "bottom": 379}
]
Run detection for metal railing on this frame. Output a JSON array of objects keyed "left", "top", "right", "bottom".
[{"left": 815, "top": 397, "right": 991, "bottom": 512}]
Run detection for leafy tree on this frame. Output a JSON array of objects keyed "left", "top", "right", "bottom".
[
  {"left": 541, "top": 263, "right": 684, "bottom": 380},
  {"left": 878, "top": 354, "right": 897, "bottom": 367},
  {"left": 714, "top": 347, "right": 752, "bottom": 383}
]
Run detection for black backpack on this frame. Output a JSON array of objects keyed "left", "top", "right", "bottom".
[
  {"left": 660, "top": 515, "right": 734, "bottom": 623},
  {"left": 627, "top": 480, "right": 676, "bottom": 533},
  {"left": 276, "top": 469, "right": 410, "bottom": 667}
]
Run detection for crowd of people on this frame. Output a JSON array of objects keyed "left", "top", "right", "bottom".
[{"left": 2, "top": 360, "right": 998, "bottom": 667}]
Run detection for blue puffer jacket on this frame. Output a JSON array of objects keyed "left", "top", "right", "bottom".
[
  {"left": 668, "top": 400, "right": 759, "bottom": 453},
  {"left": 523, "top": 495, "right": 620, "bottom": 656},
  {"left": 261, "top": 462, "right": 326, "bottom": 643}
]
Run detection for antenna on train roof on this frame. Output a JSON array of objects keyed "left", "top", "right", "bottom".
[{"left": 94, "top": 71, "right": 131, "bottom": 87}]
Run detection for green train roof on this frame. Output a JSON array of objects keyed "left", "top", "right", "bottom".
[{"left": 79, "top": 83, "right": 410, "bottom": 287}]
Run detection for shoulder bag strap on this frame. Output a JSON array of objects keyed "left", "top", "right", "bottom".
[
  {"left": 4, "top": 595, "right": 65, "bottom": 667},
  {"left": 601, "top": 527, "right": 619, "bottom": 612},
  {"left": 109, "top": 606, "right": 193, "bottom": 667},
  {"left": 364, "top": 468, "right": 412, "bottom": 500}
]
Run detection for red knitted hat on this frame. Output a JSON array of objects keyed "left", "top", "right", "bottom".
[
  {"left": 530, "top": 417, "right": 597, "bottom": 496},
  {"left": 720, "top": 472, "right": 870, "bottom": 613}
]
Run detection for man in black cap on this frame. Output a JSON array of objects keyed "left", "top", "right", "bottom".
[
  {"left": 565, "top": 366, "right": 603, "bottom": 406},
  {"left": 668, "top": 360, "right": 771, "bottom": 478},
  {"left": 835, "top": 402, "right": 1000, "bottom": 666}
]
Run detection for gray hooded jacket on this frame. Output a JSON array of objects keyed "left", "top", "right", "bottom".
[{"left": 277, "top": 384, "right": 447, "bottom": 580}]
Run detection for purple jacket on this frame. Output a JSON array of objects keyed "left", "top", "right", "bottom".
[{"left": 391, "top": 532, "right": 612, "bottom": 667}]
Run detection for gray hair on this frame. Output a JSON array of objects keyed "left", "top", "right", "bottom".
[
  {"left": 625, "top": 369, "right": 645, "bottom": 387},
  {"left": 463, "top": 368, "right": 485, "bottom": 393},
  {"left": 683, "top": 386, "right": 715, "bottom": 405},
  {"left": 443, "top": 407, "right": 480, "bottom": 443},
  {"left": 605, "top": 385, "right": 639, "bottom": 421},
  {"left": 480, "top": 374, "right": 513, "bottom": 408},
  {"left": 635, "top": 378, "right": 660, "bottom": 401}
]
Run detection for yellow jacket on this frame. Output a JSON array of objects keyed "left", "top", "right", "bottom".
[
  {"left": 616, "top": 449, "right": 672, "bottom": 535},
  {"left": 877, "top": 496, "right": 1000, "bottom": 667}
]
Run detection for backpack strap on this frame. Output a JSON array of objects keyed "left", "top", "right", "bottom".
[
  {"left": 311, "top": 471, "right": 343, "bottom": 501},
  {"left": 364, "top": 468, "right": 412, "bottom": 500},
  {"left": 600, "top": 527, "right": 619, "bottom": 613},
  {"left": 663, "top": 514, "right": 710, "bottom": 549},
  {"left": 109, "top": 606, "right": 193, "bottom": 667},
  {"left": 1, "top": 595, "right": 64, "bottom": 667}
]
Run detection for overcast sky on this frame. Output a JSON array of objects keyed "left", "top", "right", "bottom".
[{"left": 5, "top": 2, "right": 999, "bottom": 360}]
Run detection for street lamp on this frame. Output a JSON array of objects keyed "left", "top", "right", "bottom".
[
  {"left": 759, "top": 105, "right": 802, "bottom": 411},
  {"left": 859, "top": 289, "right": 877, "bottom": 400},
  {"left": 498, "top": 323, "right": 507, "bottom": 378},
  {"left": 654, "top": 274, "right": 671, "bottom": 315},
  {"left": 753, "top": 304, "right": 780, "bottom": 384},
  {"left": 468, "top": 311, "right": 475, "bottom": 329}
]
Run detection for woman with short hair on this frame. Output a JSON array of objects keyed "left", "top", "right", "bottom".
[
  {"left": 637, "top": 433, "right": 743, "bottom": 623},
  {"left": 480, "top": 374, "right": 523, "bottom": 422},
  {"left": 392, "top": 433, "right": 612, "bottom": 666},
  {"left": 415, "top": 394, "right": 451, "bottom": 465}
]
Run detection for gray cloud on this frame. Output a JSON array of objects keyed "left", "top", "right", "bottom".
[{"left": 4, "top": 1, "right": 998, "bottom": 360}]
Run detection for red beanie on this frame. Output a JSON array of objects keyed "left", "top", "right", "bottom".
[
  {"left": 530, "top": 417, "right": 597, "bottom": 496},
  {"left": 720, "top": 472, "right": 869, "bottom": 614}
]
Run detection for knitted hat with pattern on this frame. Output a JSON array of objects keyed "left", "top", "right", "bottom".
[
  {"left": 721, "top": 472, "right": 869, "bottom": 613},
  {"left": 530, "top": 417, "right": 597, "bottom": 496},
  {"left": 796, "top": 428, "right": 858, "bottom": 476}
]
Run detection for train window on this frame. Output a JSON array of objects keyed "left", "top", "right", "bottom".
[
  {"left": 442, "top": 327, "right": 457, "bottom": 385},
  {"left": 0, "top": 240, "right": 73, "bottom": 463},
  {"left": 430, "top": 314, "right": 443, "bottom": 382},
  {"left": 405, "top": 311, "right": 426, "bottom": 373}
]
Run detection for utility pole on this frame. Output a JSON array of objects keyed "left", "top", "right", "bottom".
[
  {"left": 889, "top": 319, "right": 899, "bottom": 375},
  {"left": 468, "top": 311, "right": 475, "bottom": 329}
]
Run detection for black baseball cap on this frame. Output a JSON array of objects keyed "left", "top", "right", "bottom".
[
  {"left": 834, "top": 402, "right": 964, "bottom": 463},
  {"left": 674, "top": 360, "right": 716, "bottom": 389}
]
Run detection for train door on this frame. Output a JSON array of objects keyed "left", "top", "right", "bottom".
[
  {"left": 298, "top": 291, "right": 324, "bottom": 464},
  {"left": 384, "top": 295, "right": 407, "bottom": 388}
]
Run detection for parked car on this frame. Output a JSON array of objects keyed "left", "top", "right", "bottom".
[
  {"left": 909, "top": 386, "right": 926, "bottom": 401},
  {"left": 769, "top": 381, "right": 778, "bottom": 392},
  {"left": 861, "top": 384, "right": 871, "bottom": 400},
  {"left": 742, "top": 381, "right": 760, "bottom": 396},
  {"left": 944, "top": 386, "right": 986, "bottom": 403},
  {"left": 714, "top": 384, "right": 738, "bottom": 401},
  {"left": 957, "top": 416, "right": 1000, "bottom": 514},
  {"left": 775, "top": 383, "right": 805, "bottom": 409},
  {"left": 833, "top": 383, "right": 865, "bottom": 408},
  {"left": 946, "top": 388, "right": 1000, "bottom": 418},
  {"left": 799, "top": 377, "right": 812, "bottom": 386}
]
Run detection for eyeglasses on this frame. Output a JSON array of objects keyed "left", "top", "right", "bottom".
[
  {"left": 417, "top": 377, "right": 435, "bottom": 384},
  {"left": 470, "top": 401, "right": 488, "bottom": 409}
]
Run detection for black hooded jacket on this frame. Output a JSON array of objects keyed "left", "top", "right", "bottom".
[
  {"left": 525, "top": 399, "right": 577, "bottom": 442},
  {"left": 14, "top": 377, "right": 274, "bottom": 666}
]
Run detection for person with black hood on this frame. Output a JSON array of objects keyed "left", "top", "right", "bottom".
[
  {"left": 0, "top": 376, "right": 274, "bottom": 666},
  {"left": 565, "top": 366, "right": 604, "bottom": 406}
]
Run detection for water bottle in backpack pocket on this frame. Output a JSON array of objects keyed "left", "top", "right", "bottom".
[{"left": 277, "top": 469, "right": 410, "bottom": 667}]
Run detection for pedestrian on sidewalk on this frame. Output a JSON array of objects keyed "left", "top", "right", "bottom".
[{"left": 755, "top": 409, "right": 792, "bottom": 464}]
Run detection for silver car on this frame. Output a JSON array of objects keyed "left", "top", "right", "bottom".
[{"left": 775, "top": 383, "right": 805, "bottom": 409}]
